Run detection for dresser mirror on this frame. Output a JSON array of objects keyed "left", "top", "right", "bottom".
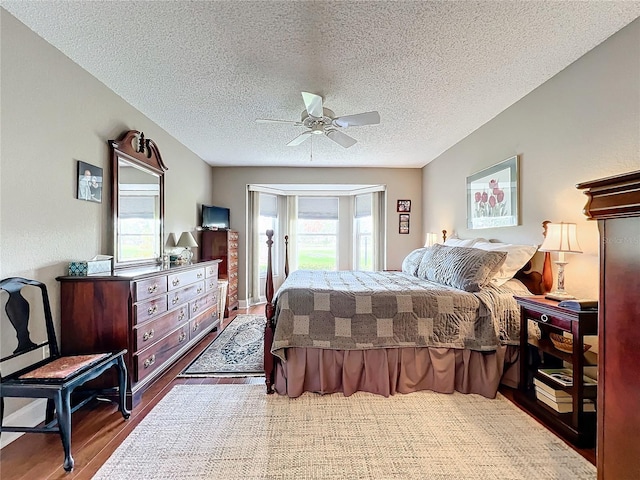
[{"left": 110, "top": 130, "right": 168, "bottom": 269}]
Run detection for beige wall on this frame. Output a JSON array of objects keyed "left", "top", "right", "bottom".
[
  {"left": 210, "top": 167, "right": 424, "bottom": 302},
  {"left": 0, "top": 10, "right": 213, "bottom": 426},
  {"left": 422, "top": 18, "right": 640, "bottom": 300}
]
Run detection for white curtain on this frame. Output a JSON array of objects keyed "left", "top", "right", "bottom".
[{"left": 247, "top": 189, "right": 261, "bottom": 305}]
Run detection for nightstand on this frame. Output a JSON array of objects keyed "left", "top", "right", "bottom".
[{"left": 514, "top": 295, "right": 598, "bottom": 447}]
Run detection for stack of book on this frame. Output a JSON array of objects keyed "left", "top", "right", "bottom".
[{"left": 534, "top": 371, "right": 597, "bottom": 413}]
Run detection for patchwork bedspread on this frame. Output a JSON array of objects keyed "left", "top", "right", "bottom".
[{"left": 271, "top": 270, "right": 527, "bottom": 361}]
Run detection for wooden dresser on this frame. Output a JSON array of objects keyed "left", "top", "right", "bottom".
[
  {"left": 200, "top": 230, "right": 239, "bottom": 317},
  {"left": 577, "top": 170, "right": 640, "bottom": 479},
  {"left": 57, "top": 260, "right": 220, "bottom": 408}
]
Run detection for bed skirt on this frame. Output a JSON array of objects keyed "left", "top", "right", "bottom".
[{"left": 274, "top": 345, "right": 519, "bottom": 399}]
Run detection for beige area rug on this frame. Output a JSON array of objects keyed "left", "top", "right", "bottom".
[
  {"left": 180, "top": 314, "right": 264, "bottom": 377},
  {"left": 93, "top": 385, "right": 595, "bottom": 480}
]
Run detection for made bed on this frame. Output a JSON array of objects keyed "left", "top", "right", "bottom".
[{"left": 263, "top": 225, "right": 552, "bottom": 399}]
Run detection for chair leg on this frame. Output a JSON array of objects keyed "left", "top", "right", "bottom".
[
  {"left": 53, "top": 390, "right": 74, "bottom": 472},
  {"left": 116, "top": 355, "right": 131, "bottom": 419},
  {"left": 45, "top": 398, "right": 55, "bottom": 424}
]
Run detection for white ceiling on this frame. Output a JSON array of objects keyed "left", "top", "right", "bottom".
[{"left": 3, "top": 1, "right": 639, "bottom": 168}]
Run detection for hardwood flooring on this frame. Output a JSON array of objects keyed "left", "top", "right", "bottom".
[{"left": 0, "top": 304, "right": 595, "bottom": 479}]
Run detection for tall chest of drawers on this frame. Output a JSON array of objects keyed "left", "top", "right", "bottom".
[
  {"left": 57, "top": 260, "right": 220, "bottom": 409},
  {"left": 200, "top": 229, "right": 239, "bottom": 317}
]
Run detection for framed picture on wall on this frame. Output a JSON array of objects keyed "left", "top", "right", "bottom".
[
  {"left": 397, "top": 199, "right": 411, "bottom": 212},
  {"left": 77, "top": 161, "right": 103, "bottom": 203},
  {"left": 399, "top": 214, "right": 410, "bottom": 234},
  {"left": 466, "top": 155, "right": 519, "bottom": 229}
]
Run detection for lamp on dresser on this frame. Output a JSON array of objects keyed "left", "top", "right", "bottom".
[
  {"left": 176, "top": 231, "right": 198, "bottom": 264},
  {"left": 538, "top": 222, "right": 582, "bottom": 301}
]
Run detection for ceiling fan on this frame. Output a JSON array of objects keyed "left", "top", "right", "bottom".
[{"left": 256, "top": 92, "right": 380, "bottom": 148}]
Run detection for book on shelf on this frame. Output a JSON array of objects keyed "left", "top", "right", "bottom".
[
  {"left": 536, "top": 389, "right": 596, "bottom": 413},
  {"left": 534, "top": 381, "right": 572, "bottom": 402},
  {"left": 537, "top": 368, "right": 598, "bottom": 388}
]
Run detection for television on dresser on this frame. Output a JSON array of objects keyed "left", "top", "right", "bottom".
[{"left": 201, "top": 204, "right": 230, "bottom": 230}]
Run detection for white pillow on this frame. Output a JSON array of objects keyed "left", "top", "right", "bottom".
[
  {"left": 443, "top": 237, "right": 484, "bottom": 248},
  {"left": 472, "top": 241, "right": 538, "bottom": 286}
]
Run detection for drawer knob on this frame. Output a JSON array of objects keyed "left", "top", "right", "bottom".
[
  {"left": 179, "top": 331, "right": 187, "bottom": 342},
  {"left": 193, "top": 323, "right": 200, "bottom": 332},
  {"left": 178, "top": 311, "right": 186, "bottom": 321},
  {"left": 143, "top": 329, "right": 155, "bottom": 341},
  {"left": 197, "top": 287, "right": 203, "bottom": 294},
  {"left": 172, "top": 278, "right": 180, "bottom": 287},
  {"left": 192, "top": 303, "right": 199, "bottom": 313},
  {"left": 197, "top": 272, "right": 203, "bottom": 279},
  {"left": 147, "top": 284, "right": 158, "bottom": 294},
  {"left": 540, "top": 314, "right": 549, "bottom": 323},
  {"left": 143, "top": 354, "right": 156, "bottom": 368},
  {"left": 172, "top": 296, "right": 180, "bottom": 305},
  {"left": 147, "top": 305, "right": 158, "bottom": 316}
]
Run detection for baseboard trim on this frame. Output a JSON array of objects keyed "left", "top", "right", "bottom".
[{"left": 0, "top": 399, "right": 46, "bottom": 449}]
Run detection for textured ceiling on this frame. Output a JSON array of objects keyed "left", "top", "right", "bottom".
[{"left": 3, "top": 1, "right": 640, "bottom": 168}]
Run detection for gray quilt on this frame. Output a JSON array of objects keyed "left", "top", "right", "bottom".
[{"left": 271, "top": 270, "right": 527, "bottom": 361}]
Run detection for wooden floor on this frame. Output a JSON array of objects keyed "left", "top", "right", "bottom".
[{"left": 0, "top": 304, "right": 595, "bottom": 479}]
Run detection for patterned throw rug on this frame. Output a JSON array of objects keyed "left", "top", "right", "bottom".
[
  {"left": 93, "top": 385, "right": 595, "bottom": 480},
  {"left": 180, "top": 314, "right": 264, "bottom": 377}
]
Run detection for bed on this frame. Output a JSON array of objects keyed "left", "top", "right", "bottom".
[{"left": 263, "top": 225, "right": 552, "bottom": 399}]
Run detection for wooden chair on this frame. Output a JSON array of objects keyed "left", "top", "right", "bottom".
[{"left": 0, "top": 277, "right": 130, "bottom": 472}]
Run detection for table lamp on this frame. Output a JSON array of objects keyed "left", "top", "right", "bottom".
[
  {"left": 176, "top": 231, "right": 198, "bottom": 264},
  {"left": 539, "top": 222, "right": 582, "bottom": 301}
]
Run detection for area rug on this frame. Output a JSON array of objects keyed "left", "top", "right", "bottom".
[
  {"left": 92, "top": 385, "right": 595, "bottom": 480},
  {"left": 180, "top": 314, "right": 264, "bottom": 377}
]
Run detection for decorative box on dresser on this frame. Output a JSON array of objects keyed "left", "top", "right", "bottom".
[
  {"left": 57, "top": 260, "right": 220, "bottom": 409},
  {"left": 200, "top": 229, "right": 239, "bottom": 317},
  {"left": 577, "top": 170, "right": 640, "bottom": 480}
]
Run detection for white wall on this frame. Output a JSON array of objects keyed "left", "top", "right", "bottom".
[
  {"left": 0, "top": 9, "right": 213, "bottom": 438},
  {"left": 422, "top": 18, "right": 640, "bottom": 300},
  {"left": 209, "top": 167, "right": 424, "bottom": 303}
]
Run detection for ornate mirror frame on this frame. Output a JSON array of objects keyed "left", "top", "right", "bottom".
[{"left": 109, "top": 130, "right": 168, "bottom": 269}]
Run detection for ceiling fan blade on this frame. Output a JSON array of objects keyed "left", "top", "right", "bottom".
[
  {"left": 256, "top": 118, "right": 303, "bottom": 125},
  {"left": 325, "top": 129, "right": 357, "bottom": 148},
  {"left": 333, "top": 111, "right": 380, "bottom": 127},
  {"left": 287, "top": 131, "right": 312, "bottom": 146},
  {"left": 301, "top": 92, "right": 324, "bottom": 118}
]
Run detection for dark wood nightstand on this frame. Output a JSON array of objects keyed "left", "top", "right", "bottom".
[{"left": 514, "top": 295, "right": 598, "bottom": 447}]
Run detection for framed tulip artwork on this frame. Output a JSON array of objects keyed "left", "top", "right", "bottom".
[{"left": 466, "top": 155, "right": 519, "bottom": 229}]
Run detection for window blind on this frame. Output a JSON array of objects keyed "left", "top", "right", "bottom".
[
  {"left": 355, "top": 193, "right": 372, "bottom": 218},
  {"left": 297, "top": 197, "right": 339, "bottom": 220}
]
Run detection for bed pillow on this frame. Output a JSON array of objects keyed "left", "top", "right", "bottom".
[
  {"left": 443, "top": 237, "right": 485, "bottom": 248},
  {"left": 417, "top": 244, "right": 507, "bottom": 292},
  {"left": 401, "top": 247, "right": 429, "bottom": 276},
  {"left": 472, "top": 241, "right": 538, "bottom": 286}
]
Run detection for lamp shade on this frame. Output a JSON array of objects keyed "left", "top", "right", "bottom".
[
  {"left": 539, "top": 222, "right": 582, "bottom": 253},
  {"left": 176, "top": 231, "right": 198, "bottom": 248},
  {"left": 424, "top": 232, "right": 439, "bottom": 247},
  {"left": 165, "top": 232, "right": 177, "bottom": 248}
]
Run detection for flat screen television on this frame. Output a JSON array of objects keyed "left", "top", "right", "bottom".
[{"left": 201, "top": 204, "right": 230, "bottom": 230}]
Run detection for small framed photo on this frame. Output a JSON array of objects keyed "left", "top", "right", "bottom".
[
  {"left": 77, "top": 161, "right": 103, "bottom": 203},
  {"left": 399, "top": 214, "right": 410, "bottom": 234},
  {"left": 397, "top": 199, "right": 411, "bottom": 212}
]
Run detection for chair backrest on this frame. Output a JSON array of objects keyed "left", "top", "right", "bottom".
[{"left": 0, "top": 277, "right": 60, "bottom": 368}]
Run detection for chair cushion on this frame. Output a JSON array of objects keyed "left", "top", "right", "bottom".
[{"left": 18, "top": 353, "right": 111, "bottom": 380}]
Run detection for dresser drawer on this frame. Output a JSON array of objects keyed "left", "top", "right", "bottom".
[
  {"left": 134, "top": 276, "right": 168, "bottom": 302},
  {"left": 133, "top": 305, "right": 189, "bottom": 352},
  {"left": 189, "top": 292, "right": 216, "bottom": 318},
  {"left": 228, "top": 269, "right": 238, "bottom": 285},
  {"left": 205, "top": 276, "right": 219, "bottom": 292},
  {"left": 228, "top": 291, "right": 238, "bottom": 308},
  {"left": 190, "top": 306, "right": 219, "bottom": 338},
  {"left": 134, "top": 295, "right": 168, "bottom": 325},
  {"left": 168, "top": 281, "right": 205, "bottom": 309},
  {"left": 205, "top": 263, "right": 218, "bottom": 278},
  {"left": 168, "top": 268, "right": 206, "bottom": 290},
  {"left": 134, "top": 325, "right": 190, "bottom": 382},
  {"left": 228, "top": 231, "right": 239, "bottom": 243}
]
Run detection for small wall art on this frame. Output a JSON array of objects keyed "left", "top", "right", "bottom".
[
  {"left": 466, "top": 155, "right": 519, "bottom": 229},
  {"left": 77, "top": 160, "right": 103, "bottom": 203},
  {"left": 399, "top": 213, "right": 410, "bottom": 234},
  {"left": 397, "top": 199, "right": 411, "bottom": 212}
]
